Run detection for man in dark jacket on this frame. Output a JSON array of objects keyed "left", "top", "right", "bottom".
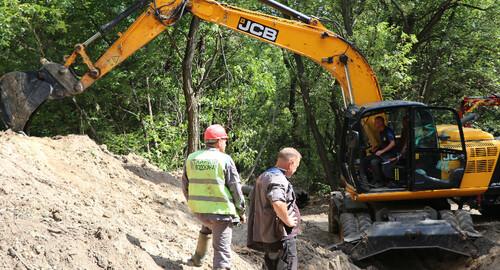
[
  {"left": 247, "top": 147, "right": 301, "bottom": 270},
  {"left": 364, "top": 116, "right": 397, "bottom": 184}
]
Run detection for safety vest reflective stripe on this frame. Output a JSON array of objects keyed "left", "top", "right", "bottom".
[
  {"left": 189, "top": 178, "right": 224, "bottom": 185},
  {"left": 188, "top": 195, "right": 229, "bottom": 202},
  {"left": 186, "top": 149, "right": 237, "bottom": 216},
  {"left": 188, "top": 182, "right": 231, "bottom": 199}
]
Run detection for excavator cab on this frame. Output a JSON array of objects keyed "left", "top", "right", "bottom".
[
  {"left": 340, "top": 103, "right": 413, "bottom": 192},
  {"left": 412, "top": 107, "right": 467, "bottom": 190},
  {"left": 334, "top": 101, "right": 479, "bottom": 260},
  {"left": 340, "top": 101, "right": 467, "bottom": 194}
]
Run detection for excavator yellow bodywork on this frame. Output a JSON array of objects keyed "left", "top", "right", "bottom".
[{"left": 72, "top": 0, "right": 382, "bottom": 106}]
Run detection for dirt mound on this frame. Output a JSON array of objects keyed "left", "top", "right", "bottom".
[
  {"left": 0, "top": 131, "right": 358, "bottom": 270},
  {"left": 5, "top": 130, "right": 494, "bottom": 270},
  {"left": 0, "top": 131, "right": 254, "bottom": 269}
]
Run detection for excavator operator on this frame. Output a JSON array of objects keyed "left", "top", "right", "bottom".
[{"left": 364, "top": 116, "right": 397, "bottom": 185}]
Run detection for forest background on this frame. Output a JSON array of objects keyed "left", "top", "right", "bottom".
[{"left": 1, "top": 0, "right": 498, "bottom": 192}]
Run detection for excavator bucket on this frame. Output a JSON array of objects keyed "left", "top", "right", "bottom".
[{"left": 0, "top": 61, "right": 82, "bottom": 131}]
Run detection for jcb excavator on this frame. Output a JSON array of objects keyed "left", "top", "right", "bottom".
[{"left": 1, "top": 0, "right": 499, "bottom": 261}]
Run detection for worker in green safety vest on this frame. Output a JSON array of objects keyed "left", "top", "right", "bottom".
[{"left": 182, "top": 124, "right": 246, "bottom": 270}]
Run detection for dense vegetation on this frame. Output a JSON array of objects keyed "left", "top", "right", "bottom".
[{"left": 1, "top": 0, "right": 498, "bottom": 192}]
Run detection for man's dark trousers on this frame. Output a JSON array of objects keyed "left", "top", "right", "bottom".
[{"left": 263, "top": 237, "right": 297, "bottom": 270}]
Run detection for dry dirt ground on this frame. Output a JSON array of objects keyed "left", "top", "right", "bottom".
[{"left": 0, "top": 131, "right": 357, "bottom": 270}]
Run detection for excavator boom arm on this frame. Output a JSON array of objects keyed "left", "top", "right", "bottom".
[
  {"left": 0, "top": 0, "right": 382, "bottom": 131},
  {"left": 81, "top": 0, "right": 382, "bottom": 105},
  {"left": 191, "top": 0, "right": 382, "bottom": 105},
  {"left": 459, "top": 94, "right": 500, "bottom": 117}
]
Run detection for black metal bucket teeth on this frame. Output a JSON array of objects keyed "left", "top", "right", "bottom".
[{"left": 0, "top": 61, "right": 82, "bottom": 131}]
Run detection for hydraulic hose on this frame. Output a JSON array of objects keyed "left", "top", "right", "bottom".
[
  {"left": 259, "top": 0, "right": 312, "bottom": 24},
  {"left": 84, "top": 0, "right": 150, "bottom": 46}
]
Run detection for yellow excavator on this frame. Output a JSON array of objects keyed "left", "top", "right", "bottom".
[{"left": 1, "top": 0, "right": 499, "bottom": 261}]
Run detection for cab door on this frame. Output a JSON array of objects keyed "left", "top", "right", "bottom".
[
  {"left": 411, "top": 107, "right": 467, "bottom": 190},
  {"left": 339, "top": 118, "right": 363, "bottom": 191}
]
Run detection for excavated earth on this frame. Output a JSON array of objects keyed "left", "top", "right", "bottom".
[{"left": 0, "top": 131, "right": 358, "bottom": 270}]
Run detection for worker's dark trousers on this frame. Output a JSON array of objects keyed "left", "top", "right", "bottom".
[
  {"left": 364, "top": 153, "right": 394, "bottom": 183},
  {"left": 263, "top": 237, "right": 298, "bottom": 270}
]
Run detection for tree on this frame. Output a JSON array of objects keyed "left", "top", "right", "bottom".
[{"left": 182, "top": 16, "right": 202, "bottom": 154}]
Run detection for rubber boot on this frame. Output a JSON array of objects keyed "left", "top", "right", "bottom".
[{"left": 189, "top": 232, "right": 211, "bottom": 267}]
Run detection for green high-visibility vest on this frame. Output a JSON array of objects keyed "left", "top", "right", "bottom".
[{"left": 186, "top": 149, "right": 237, "bottom": 216}]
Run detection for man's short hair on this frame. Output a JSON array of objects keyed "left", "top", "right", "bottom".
[{"left": 277, "top": 147, "right": 302, "bottom": 161}]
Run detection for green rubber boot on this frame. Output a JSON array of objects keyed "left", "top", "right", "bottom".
[{"left": 189, "top": 232, "right": 211, "bottom": 267}]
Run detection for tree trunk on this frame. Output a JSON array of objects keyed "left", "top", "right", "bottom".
[
  {"left": 279, "top": 2, "right": 301, "bottom": 144},
  {"left": 420, "top": 60, "right": 438, "bottom": 103},
  {"left": 340, "top": 0, "right": 354, "bottom": 37},
  {"left": 413, "top": 0, "right": 456, "bottom": 50},
  {"left": 146, "top": 77, "right": 158, "bottom": 150},
  {"left": 282, "top": 51, "right": 300, "bottom": 142},
  {"left": 289, "top": 75, "right": 299, "bottom": 139},
  {"left": 71, "top": 97, "right": 99, "bottom": 142},
  {"left": 129, "top": 86, "right": 151, "bottom": 154},
  {"left": 182, "top": 17, "right": 201, "bottom": 154},
  {"left": 329, "top": 87, "right": 345, "bottom": 188},
  {"left": 294, "top": 54, "right": 337, "bottom": 186}
]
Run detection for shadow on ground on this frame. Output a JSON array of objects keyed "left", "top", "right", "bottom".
[
  {"left": 123, "top": 164, "right": 180, "bottom": 187},
  {"left": 126, "top": 233, "right": 184, "bottom": 270}
]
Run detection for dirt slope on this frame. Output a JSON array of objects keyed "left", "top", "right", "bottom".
[
  {"left": 4, "top": 130, "right": 495, "bottom": 270},
  {"left": 0, "top": 131, "right": 357, "bottom": 270},
  {"left": 0, "top": 131, "right": 256, "bottom": 269}
]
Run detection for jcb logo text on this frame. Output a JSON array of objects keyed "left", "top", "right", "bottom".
[{"left": 237, "top": 18, "right": 279, "bottom": 42}]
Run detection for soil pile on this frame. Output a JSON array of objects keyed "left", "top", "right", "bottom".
[
  {"left": 3, "top": 130, "right": 494, "bottom": 270},
  {"left": 0, "top": 131, "right": 357, "bottom": 270}
]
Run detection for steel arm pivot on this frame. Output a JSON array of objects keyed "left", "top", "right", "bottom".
[{"left": 67, "top": 0, "right": 382, "bottom": 106}]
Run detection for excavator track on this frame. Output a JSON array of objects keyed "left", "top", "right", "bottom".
[{"left": 330, "top": 192, "right": 484, "bottom": 261}]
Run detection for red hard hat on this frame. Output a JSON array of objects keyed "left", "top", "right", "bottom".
[{"left": 204, "top": 124, "right": 229, "bottom": 141}]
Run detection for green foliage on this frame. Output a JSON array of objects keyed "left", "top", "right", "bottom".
[{"left": 354, "top": 22, "right": 417, "bottom": 99}]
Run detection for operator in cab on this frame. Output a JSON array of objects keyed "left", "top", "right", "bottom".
[{"left": 364, "top": 116, "right": 397, "bottom": 185}]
